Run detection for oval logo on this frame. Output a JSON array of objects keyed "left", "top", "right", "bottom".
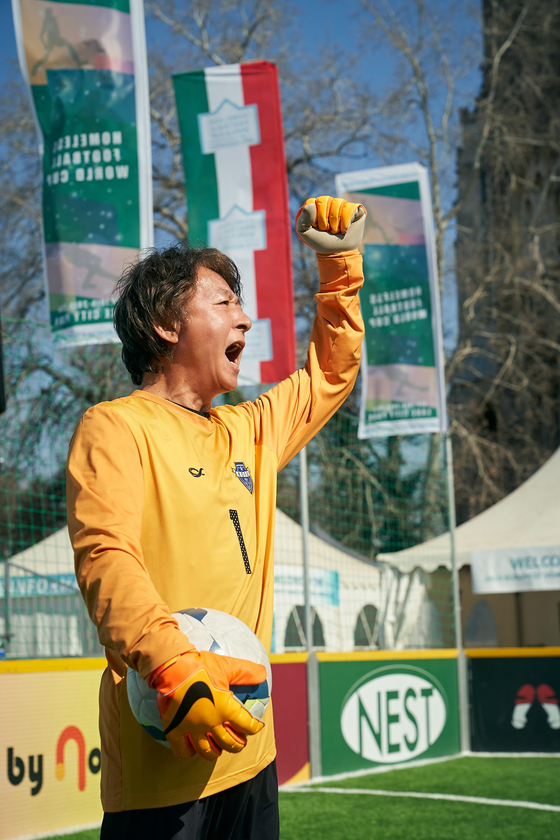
[{"left": 340, "top": 665, "right": 447, "bottom": 764}]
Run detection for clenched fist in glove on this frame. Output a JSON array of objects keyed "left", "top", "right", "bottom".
[
  {"left": 295, "top": 195, "right": 366, "bottom": 254},
  {"left": 151, "top": 651, "right": 266, "bottom": 760}
]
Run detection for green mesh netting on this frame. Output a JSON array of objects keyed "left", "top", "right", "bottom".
[
  {"left": 0, "top": 320, "right": 129, "bottom": 658},
  {"left": 274, "top": 413, "right": 455, "bottom": 653},
  {"left": 0, "top": 320, "right": 455, "bottom": 658}
]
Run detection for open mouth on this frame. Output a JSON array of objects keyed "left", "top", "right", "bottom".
[{"left": 225, "top": 342, "right": 244, "bottom": 368}]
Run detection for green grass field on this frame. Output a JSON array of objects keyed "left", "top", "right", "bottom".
[
  {"left": 44, "top": 756, "right": 560, "bottom": 840},
  {"left": 281, "top": 756, "right": 560, "bottom": 840}
]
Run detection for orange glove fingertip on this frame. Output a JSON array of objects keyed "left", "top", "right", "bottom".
[
  {"left": 315, "top": 195, "right": 331, "bottom": 231},
  {"left": 328, "top": 197, "right": 345, "bottom": 233}
]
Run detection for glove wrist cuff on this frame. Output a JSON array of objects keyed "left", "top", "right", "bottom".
[
  {"left": 150, "top": 653, "right": 196, "bottom": 693},
  {"left": 316, "top": 250, "right": 361, "bottom": 260}
]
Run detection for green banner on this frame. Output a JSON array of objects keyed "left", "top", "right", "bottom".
[
  {"left": 12, "top": 0, "right": 151, "bottom": 346},
  {"left": 336, "top": 164, "right": 447, "bottom": 438},
  {"left": 319, "top": 656, "right": 460, "bottom": 775}
]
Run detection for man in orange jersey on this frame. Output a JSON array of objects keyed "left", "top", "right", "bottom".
[{"left": 66, "top": 197, "right": 365, "bottom": 840}]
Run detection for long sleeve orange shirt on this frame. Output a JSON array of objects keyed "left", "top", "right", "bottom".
[{"left": 66, "top": 251, "right": 364, "bottom": 811}]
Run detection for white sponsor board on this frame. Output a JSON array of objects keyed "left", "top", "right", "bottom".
[
  {"left": 274, "top": 564, "right": 340, "bottom": 607},
  {"left": 471, "top": 546, "right": 560, "bottom": 594},
  {"left": 340, "top": 666, "right": 447, "bottom": 764}
]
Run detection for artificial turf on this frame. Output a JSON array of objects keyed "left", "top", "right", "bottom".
[
  {"left": 279, "top": 756, "right": 560, "bottom": 840},
  {"left": 42, "top": 756, "right": 560, "bottom": 840},
  {"left": 278, "top": 791, "right": 559, "bottom": 840},
  {"left": 317, "top": 755, "right": 560, "bottom": 805}
]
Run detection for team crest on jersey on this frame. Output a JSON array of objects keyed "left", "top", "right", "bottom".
[{"left": 232, "top": 461, "right": 253, "bottom": 494}]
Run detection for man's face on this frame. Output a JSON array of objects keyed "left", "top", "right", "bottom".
[{"left": 170, "top": 267, "right": 252, "bottom": 403}]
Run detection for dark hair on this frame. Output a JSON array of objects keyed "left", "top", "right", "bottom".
[{"left": 113, "top": 244, "right": 241, "bottom": 386}]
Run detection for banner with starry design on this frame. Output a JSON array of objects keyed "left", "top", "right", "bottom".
[
  {"left": 12, "top": 0, "right": 152, "bottom": 346},
  {"left": 336, "top": 163, "right": 447, "bottom": 438}
]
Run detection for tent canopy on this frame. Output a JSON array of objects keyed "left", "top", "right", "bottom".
[
  {"left": 377, "top": 446, "right": 560, "bottom": 573},
  {"left": 7, "top": 509, "right": 380, "bottom": 582}
]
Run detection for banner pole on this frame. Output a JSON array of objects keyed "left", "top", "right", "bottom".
[
  {"left": 130, "top": 0, "right": 153, "bottom": 250},
  {"left": 299, "top": 446, "right": 322, "bottom": 777},
  {"left": 299, "top": 446, "right": 311, "bottom": 651},
  {"left": 0, "top": 315, "right": 6, "bottom": 416},
  {"left": 446, "top": 433, "right": 470, "bottom": 752},
  {"left": 2, "top": 560, "right": 11, "bottom": 655}
]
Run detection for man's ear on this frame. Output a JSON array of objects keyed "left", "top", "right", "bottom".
[{"left": 154, "top": 322, "right": 180, "bottom": 344}]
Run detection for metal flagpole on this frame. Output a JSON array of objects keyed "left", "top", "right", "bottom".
[
  {"left": 299, "top": 446, "right": 322, "bottom": 777},
  {"left": 2, "top": 559, "right": 10, "bottom": 655},
  {"left": 0, "top": 314, "right": 8, "bottom": 654},
  {"left": 446, "top": 433, "right": 470, "bottom": 752}
]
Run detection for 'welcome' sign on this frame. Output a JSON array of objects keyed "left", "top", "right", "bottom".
[{"left": 471, "top": 545, "right": 560, "bottom": 593}]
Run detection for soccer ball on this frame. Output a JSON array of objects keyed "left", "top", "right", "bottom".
[{"left": 127, "top": 608, "right": 272, "bottom": 748}]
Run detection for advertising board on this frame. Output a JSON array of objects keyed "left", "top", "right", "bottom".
[
  {"left": 0, "top": 659, "right": 105, "bottom": 840},
  {"left": 1, "top": 655, "right": 308, "bottom": 839},
  {"left": 468, "top": 649, "right": 560, "bottom": 752},
  {"left": 318, "top": 652, "right": 460, "bottom": 776}
]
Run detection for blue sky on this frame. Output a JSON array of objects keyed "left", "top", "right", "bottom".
[
  {"left": 0, "top": 1, "right": 377, "bottom": 80},
  {"left": 0, "top": 0, "right": 483, "bottom": 348},
  {"left": 0, "top": 1, "right": 482, "bottom": 110},
  {"left": 1, "top": 3, "right": 18, "bottom": 74}
]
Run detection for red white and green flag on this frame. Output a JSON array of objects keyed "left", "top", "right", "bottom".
[{"left": 173, "top": 62, "right": 296, "bottom": 384}]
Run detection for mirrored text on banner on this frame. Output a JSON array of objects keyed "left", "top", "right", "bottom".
[
  {"left": 12, "top": 0, "right": 152, "bottom": 346},
  {"left": 336, "top": 163, "right": 447, "bottom": 438}
]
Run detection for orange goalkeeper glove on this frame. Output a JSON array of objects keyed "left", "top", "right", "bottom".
[
  {"left": 150, "top": 651, "right": 266, "bottom": 760},
  {"left": 295, "top": 195, "right": 366, "bottom": 254}
]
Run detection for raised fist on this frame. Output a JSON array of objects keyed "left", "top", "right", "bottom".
[{"left": 295, "top": 195, "right": 366, "bottom": 254}]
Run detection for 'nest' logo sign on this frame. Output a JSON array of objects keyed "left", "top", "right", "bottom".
[{"left": 340, "top": 665, "right": 447, "bottom": 763}]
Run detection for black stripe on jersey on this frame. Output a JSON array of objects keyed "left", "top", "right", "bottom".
[{"left": 229, "top": 509, "right": 252, "bottom": 574}]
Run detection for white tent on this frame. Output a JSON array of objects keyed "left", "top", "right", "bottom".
[
  {"left": 2, "top": 513, "right": 384, "bottom": 656},
  {"left": 273, "top": 509, "right": 380, "bottom": 653},
  {"left": 376, "top": 446, "right": 560, "bottom": 576},
  {"left": 2, "top": 529, "right": 88, "bottom": 658},
  {"left": 7, "top": 528, "right": 75, "bottom": 580}
]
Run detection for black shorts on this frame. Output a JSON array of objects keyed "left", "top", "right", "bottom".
[{"left": 100, "top": 760, "right": 279, "bottom": 840}]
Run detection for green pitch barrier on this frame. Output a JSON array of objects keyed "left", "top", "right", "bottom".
[{"left": 317, "top": 652, "right": 460, "bottom": 775}]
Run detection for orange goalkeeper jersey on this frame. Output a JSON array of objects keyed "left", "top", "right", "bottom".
[{"left": 66, "top": 252, "right": 364, "bottom": 812}]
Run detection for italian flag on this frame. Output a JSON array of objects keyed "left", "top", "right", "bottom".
[{"left": 173, "top": 62, "right": 296, "bottom": 384}]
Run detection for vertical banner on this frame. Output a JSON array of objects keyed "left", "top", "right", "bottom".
[
  {"left": 12, "top": 0, "right": 152, "bottom": 347},
  {"left": 336, "top": 163, "right": 446, "bottom": 438},
  {"left": 173, "top": 62, "right": 296, "bottom": 384}
]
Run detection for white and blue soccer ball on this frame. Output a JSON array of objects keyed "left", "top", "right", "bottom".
[{"left": 127, "top": 608, "right": 272, "bottom": 748}]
